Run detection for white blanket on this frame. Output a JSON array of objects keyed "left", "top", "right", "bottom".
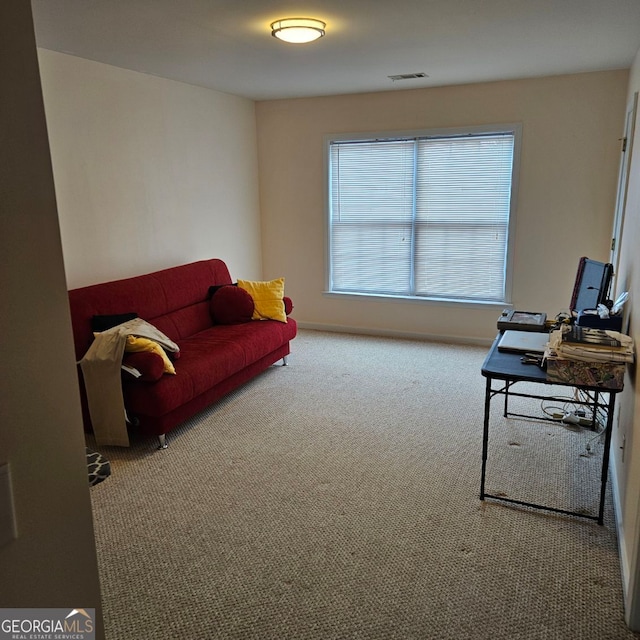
[{"left": 80, "top": 319, "right": 179, "bottom": 447}]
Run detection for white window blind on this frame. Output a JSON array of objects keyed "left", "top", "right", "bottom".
[{"left": 328, "top": 130, "right": 516, "bottom": 303}]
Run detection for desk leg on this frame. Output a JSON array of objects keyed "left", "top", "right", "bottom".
[
  {"left": 480, "top": 376, "right": 492, "bottom": 500},
  {"left": 597, "top": 392, "right": 615, "bottom": 526},
  {"left": 503, "top": 380, "right": 510, "bottom": 418}
]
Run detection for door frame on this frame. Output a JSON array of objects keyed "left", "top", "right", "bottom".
[{"left": 610, "top": 92, "right": 638, "bottom": 296}]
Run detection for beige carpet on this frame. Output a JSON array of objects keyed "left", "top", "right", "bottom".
[{"left": 89, "top": 329, "right": 639, "bottom": 639}]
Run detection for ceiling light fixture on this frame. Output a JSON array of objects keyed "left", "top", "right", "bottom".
[{"left": 271, "top": 18, "right": 326, "bottom": 44}]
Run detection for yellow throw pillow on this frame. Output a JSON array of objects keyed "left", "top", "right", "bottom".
[
  {"left": 125, "top": 336, "right": 176, "bottom": 375},
  {"left": 237, "top": 278, "right": 287, "bottom": 323}
]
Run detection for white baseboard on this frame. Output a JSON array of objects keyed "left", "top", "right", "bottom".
[
  {"left": 610, "top": 453, "right": 630, "bottom": 595},
  {"left": 296, "top": 321, "right": 494, "bottom": 347},
  {"left": 610, "top": 450, "right": 640, "bottom": 630}
]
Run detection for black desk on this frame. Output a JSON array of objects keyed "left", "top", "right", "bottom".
[{"left": 480, "top": 335, "right": 621, "bottom": 524}]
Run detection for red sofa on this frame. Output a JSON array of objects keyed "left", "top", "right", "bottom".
[{"left": 68, "top": 259, "right": 297, "bottom": 448}]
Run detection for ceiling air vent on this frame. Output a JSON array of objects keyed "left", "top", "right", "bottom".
[{"left": 388, "top": 72, "right": 428, "bottom": 81}]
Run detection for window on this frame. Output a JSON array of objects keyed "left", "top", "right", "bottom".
[{"left": 327, "top": 125, "right": 520, "bottom": 304}]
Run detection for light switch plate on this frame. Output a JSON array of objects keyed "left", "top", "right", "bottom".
[{"left": 0, "top": 463, "right": 18, "bottom": 547}]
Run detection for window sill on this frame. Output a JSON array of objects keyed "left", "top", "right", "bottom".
[{"left": 323, "top": 290, "right": 511, "bottom": 309}]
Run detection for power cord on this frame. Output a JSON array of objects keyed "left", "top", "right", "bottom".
[
  {"left": 510, "top": 388, "right": 604, "bottom": 456},
  {"left": 540, "top": 397, "right": 594, "bottom": 428},
  {"left": 546, "top": 311, "right": 573, "bottom": 332},
  {"left": 539, "top": 399, "right": 597, "bottom": 459},
  {"left": 584, "top": 425, "right": 607, "bottom": 455}
]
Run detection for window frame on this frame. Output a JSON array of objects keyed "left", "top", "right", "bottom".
[{"left": 324, "top": 123, "right": 522, "bottom": 307}]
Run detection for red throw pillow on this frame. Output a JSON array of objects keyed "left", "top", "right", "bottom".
[
  {"left": 210, "top": 285, "right": 255, "bottom": 325},
  {"left": 122, "top": 351, "right": 165, "bottom": 382}
]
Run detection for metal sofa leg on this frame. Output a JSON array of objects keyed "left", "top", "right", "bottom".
[
  {"left": 157, "top": 434, "right": 168, "bottom": 449},
  {"left": 282, "top": 356, "right": 288, "bottom": 366}
]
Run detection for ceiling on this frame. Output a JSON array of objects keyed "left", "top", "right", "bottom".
[{"left": 31, "top": 0, "right": 640, "bottom": 101}]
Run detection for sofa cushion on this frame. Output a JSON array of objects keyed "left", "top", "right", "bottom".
[
  {"left": 237, "top": 278, "right": 287, "bottom": 323},
  {"left": 210, "top": 285, "right": 254, "bottom": 325},
  {"left": 124, "top": 319, "right": 297, "bottom": 417}
]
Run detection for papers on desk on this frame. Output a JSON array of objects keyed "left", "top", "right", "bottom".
[
  {"left": 497, "top": 330, "right": 549, "bottom": 354},
  {"left": 547, "top": 326, "right": 634, "bottom": 364},
  {"left": 543, "top": 326, "right": 633, "bottom": 389}
]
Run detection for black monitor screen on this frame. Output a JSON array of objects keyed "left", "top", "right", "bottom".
[{"left": 570, "top": 257, "right": 613, "bottom": 314}]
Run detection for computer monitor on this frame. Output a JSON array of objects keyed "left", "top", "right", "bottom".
[{"left": 569, "top": 257, "right": 613, "bottom": 315}]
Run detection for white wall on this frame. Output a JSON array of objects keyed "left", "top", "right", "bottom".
[
  {"left": 38, "top": 50, "right": 263, "bottom": 289},
  {"left": 609, "top": 46, "right": 640, "bottom": 629},
  {"left": 256, "top": 71, "right": 627, "bottom": 342},
  {"left": 0, "top": 2, "right": 103, "bottom": 633}
]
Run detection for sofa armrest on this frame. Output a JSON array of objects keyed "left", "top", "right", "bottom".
[{"left": 122, "top": 351, "right": 165, "bottom": 382}]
